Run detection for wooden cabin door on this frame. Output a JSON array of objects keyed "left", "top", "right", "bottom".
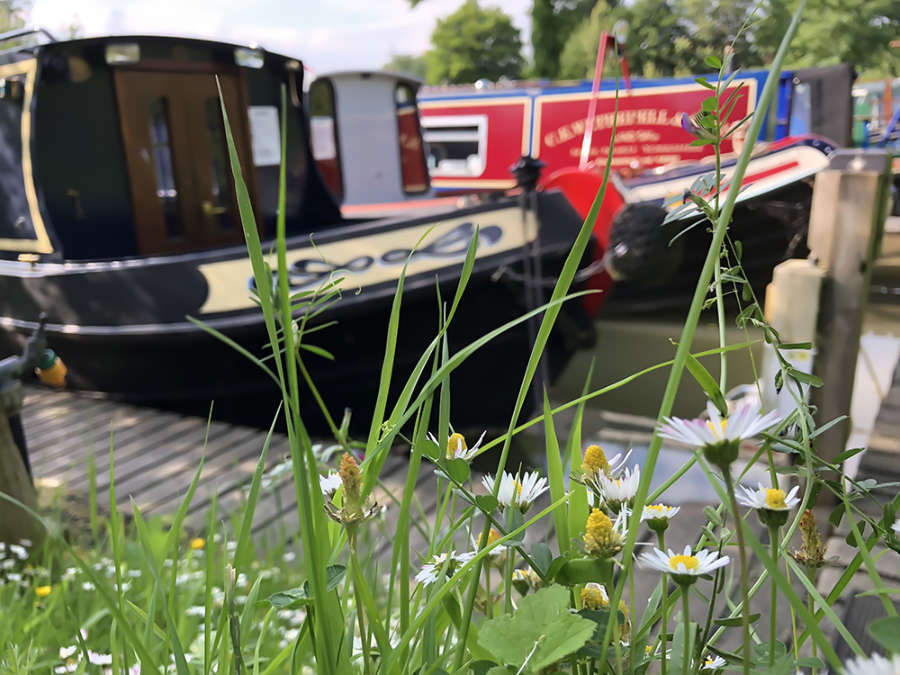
[{"left": 114, "top": 70, "right": 254, "bottom": 255}]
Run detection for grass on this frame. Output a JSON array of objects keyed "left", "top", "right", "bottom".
[{"left": 2, "top": 3, "right": 900, "bottom": 672}]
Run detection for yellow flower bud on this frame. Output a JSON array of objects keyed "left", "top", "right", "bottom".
[
  {"left": 582, "top": 445, "right": 609, "bottom": 476},
  {"left": 190, "top": 537, "right": 205, "bottom": 550},
  {"left": 35, "top": 585, "right": 51, "bottom": 598}
]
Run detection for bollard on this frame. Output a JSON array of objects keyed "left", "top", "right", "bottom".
[
  {"left": 761, "top": 259, "right": 824, "bottom": 417},
  {"left": 0, "top": 317, "right": 66, "bottom": 544},
  {"left": 807, "top": 150, "right": 893, "bottom": 486}
]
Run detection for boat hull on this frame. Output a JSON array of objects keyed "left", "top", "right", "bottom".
[{"left": 0, "top": 193, "right": 591, "bottom": 430}]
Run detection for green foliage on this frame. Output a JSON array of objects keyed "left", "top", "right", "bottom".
[
  {"left": 426, "top": 0, "right": 524, "bottom": 84},
  {"left": 556, "top": 0, "right": 900, "bottom": 81},
  {"left": 477, "top": 585, "right": 595, "bottom": 671},
  {"left": 383, "top": 53, "right": 429, "bottom": 81},
  {"left": 530, "top": 0, "right": 598, "bottom": 78}
]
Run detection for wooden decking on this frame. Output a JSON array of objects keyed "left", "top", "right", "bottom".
[{"left": 23, "top": 386, "right": 415, "bottom": 542}]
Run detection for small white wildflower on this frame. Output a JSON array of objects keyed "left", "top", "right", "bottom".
[
  {"left": 186, "top": 605, "right": 206, "bottom": 617},
  {"left": 81, "top": 581, "right": 95, "bottom": 591},
  {"left": 9, "top": 544, "right": 27, "bottom": 560},
  {"left": 659, "top": 401, "right": 780, "bottom": 448},
  {"left": 319, "top": 471, "right": 342, "bottom": 497},
  {"left": 427, "top": 430, "right": 486, "bottom": 462},
  {"left": 639, "top": 545, "right": 730, "bottom": 583},
  {"left": 700, "top": 654, "right": 726, "bottom": 671},
  {"left": 641, "top": 504, "right": 680, "bottom": 522},
  {"left": 58, "top": 645, "right": 77, "bottom": 659},
  {"left": 736, "top": 483, "right": 800, "bottom": 511},
  {"left": 414, "top": 550, "right": 476, "bottom": 586},
  {"left": 844, "top": 653, "right": 900, "bottom": 675},
  {"left": 482, "top": 471, "right": 548, "bottom": 512},
  {"left": 891, "top": 518, "right": 899, "bottom": 535},
  {"left": 88, "top": 652, "right": 112, "bottom": 665},
  {"left": 595, "top": 465, "right": 641, "bottom": 507}
]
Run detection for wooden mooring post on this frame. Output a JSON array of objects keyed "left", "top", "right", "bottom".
[{"left": 808, "top": 149, "right": 893, "bottom": 483}]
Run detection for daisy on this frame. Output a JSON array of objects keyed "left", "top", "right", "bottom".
[
  {"left": 319, "top": 471, "right": 342, "bottom": 497},
  {"left": 659, "top": 401, "right": 780, "bottom": 468},
  {"left": 593, "top": 466, "right": 641, "bottom": 510},
  {"left": 580, "top": 582, "right": 610, "bottom": 610},
  {"left": 641, "top": 504, "right": 680, "bottom": 522},
  {"left": 700, "top": 654, "right": 727, "bottom": 671},
  {"left": 581, "top": 444, "right": 631, "bottom": 479},
  {"left": 428, "top": 430, "right": 486, "bottom": 462},
  {"left": 414, "top": 550, "right": 476, "bottom": 586},
  {"left": 844, "top": 653, "right": 900, "bottom": 675},
  {"left": 639, "top": 545, "right": 729, "bottom": 585},
  {"left": 735, "top": 483, "right": 800, "bottom": 511},
  {"left": 482, "top": 471, "right": 548, "bottom": 512},
  {"left": 642, "top": 503, "right": 680, "bottom": 534},
  {"left": 583, "top": 508, "right": 625, "bottom": 558}
]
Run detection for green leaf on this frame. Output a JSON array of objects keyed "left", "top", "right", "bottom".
[
  {"left": 476, "top": 494, "right": 499, "bottom": 513},
  {"left": 685, "top": 353, "right": 728, "bottom": 416},
  {"left": 542, "top": 391, "right": 569, "bottom": 554},
  {"left": 714, "top": 613, "right": 761, "bottom": 627},
  {"left": 867, "top": 616, "right": 900, "bottom": 653},
  {"left": 797, "top": 656, "right": 826, "bottom": 669},
  {"left": 787, "top": 368, "right": 823, "bottom": 387},
  {"left": 477, "top": 585, "right": 595, "bottom": 672},
  {"left": 833, "top": 446, "right": 865, "bottom": 464},
  {"left": 701, "top": 96, "right": 717, "bottom": 112},
  {"left": 555, "top": 557, "right": 613, "bottom": 586},
  {"left": 705, "top": 54, "right": 722, "bottom": 69},
  {"left": 530, "top": 543, "right": 553, "bottom": 577},
  {"left": 267, "top": 565, "right": 347, "bottom": 608},
  {"left": 443, "top": 458, "right": 471, "bottom": 484},
  {"left": 695, "top": 76, "right": 715, "bottom": 89}
]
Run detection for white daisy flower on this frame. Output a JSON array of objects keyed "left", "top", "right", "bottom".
[
  {"left": 641, "top": 504, "right": 680, "bottom": 522},
  {"left": 414, "top": 550, "right": 476, "bottom": 586},
  {"left": 581, "top": 444, "right": 632, "bottom": 479},
  {"left": 639, "top": 545, "right": 729, "bottom": 583},
  {"left": 9, "top": 544, "right": 27, "bottom": 560},
  {"left": 735, "top": 483, "right": 800, "bottom": 511},
  {"left": 659, "top": 401, "right": 780, "bottom": 449},
  {"left": 428, "top": 430, "right": 486, "bottom": 462},
  {"left": 319, "top": 471, "right": 342, "bottom": 497},
  {"left": 482, "top": 471, "right": 548, "bottom": 512},
  {"left": 844, "top": 653, "right": 900, "bottom": 675},
  {"left": 700, "top": 654, "right": 727, "bottom": 671},
  {"left": 595, "top": 465, "right": 641, "bottom": 506}
]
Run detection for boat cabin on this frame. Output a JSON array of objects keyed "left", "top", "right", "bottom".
[
  {"left": 0, "top": 30, "right": 347, "bottom": 261},
  {"left": 307, "top": 70, "right": 431, "bottom": 206}
]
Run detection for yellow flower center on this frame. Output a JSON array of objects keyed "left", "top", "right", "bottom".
[
  {"left": 668, "top": 554, "right": 699, "bottom": 572},
  {"left": 580, "top": 584, "right": 609, "bottom": 610},
  {"left": 480, "top": 528, "right": 502, "bottom": 547},
  {"left": 646, "top": 504, "right": 669, "bottom": 517},
  {"left": 582, "top": 444, "right": 609, "bottom": 475},
  {"left": 190, "top": 537, "right": 205, "bottom": 550},
  {"left": 765, "top": 488, "right": 787, "bottom": 509},
  {"left": 706, "top": 419, "right": 728, "bottom": 437},
  {"left": 35, "top": 585, "right": 52, "bottom": 598},
  {"left": 585, "top": 508, "right": 613, "bottom": 539},
  {"left": 514, "top": 480, "right": 523, "bottom": 498},
  {"left": 447, "top": 432, "right": 467, "bottom": 459}
]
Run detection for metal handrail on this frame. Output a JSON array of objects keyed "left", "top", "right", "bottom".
[{"left": 0, "top": 26, "right": 56, "bottom": 50}]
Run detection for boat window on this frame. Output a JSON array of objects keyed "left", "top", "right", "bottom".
[
  {"left": 309, "top": 78, "right": 343, "bottom": 201},
  {"left": 395, "top": 83, "right": 429, "bottom": 194},
  {"left": 203, "top": 97, "right": 235, "bottom": 231},
  {"left": 420, "top": 114, "right": 488, "bottom": 177},
  {"left": 148, "top": 97, "right": 182, "bottom": 239}
]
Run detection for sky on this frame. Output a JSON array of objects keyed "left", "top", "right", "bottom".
[{"left": 29, "top": 0, "right": 534, "bottom": 75}]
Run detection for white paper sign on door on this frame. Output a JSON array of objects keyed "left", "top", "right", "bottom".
[{"left": 248, "top": 106, "right": 280, "bottom": 166}]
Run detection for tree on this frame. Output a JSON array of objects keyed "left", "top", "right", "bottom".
[
  {"left": 383, "top": 53, "right": 429, "bottom": 81},
  {"left": 531, "top": 0, "right": 597, "bottom": 79},
  {"left": 426, "top": 0, "right": 525, "bottom": 84},
  {"left": 759, "top": 0, "right": 900, "bottom": 76},
  {"left": 0, "top": 0, "right": 28, "bottom": 32},
  {"left": 557, "top": 1, "right": 623, "bottom": 79}
]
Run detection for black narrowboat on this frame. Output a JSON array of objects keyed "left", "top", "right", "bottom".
[{"left": 0, "top": 31, "right": 590, "bottom": 429}]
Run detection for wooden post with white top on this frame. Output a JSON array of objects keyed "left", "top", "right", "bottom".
[{"left": 808, "top": 149, "right": 893, "bottom": 481}]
